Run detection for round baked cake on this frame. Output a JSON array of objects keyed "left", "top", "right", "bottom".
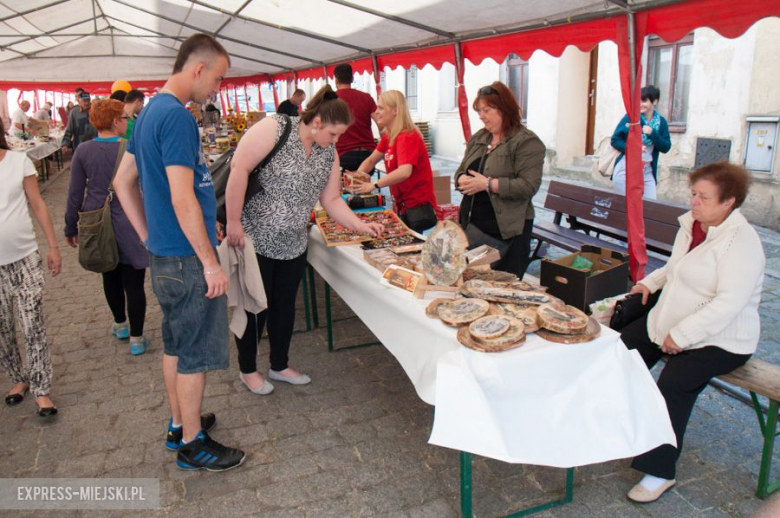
[
  {"left": 436, "top": 298, "right": 490, "bottom": 325},
  {"left": 537, "top": 303, "right": 589, "bottom": 334},
  {"left": 471, "top": 317, "right": 525, "bottom": 347},
  {"left": 499, "top": 305, "right": 541, "bottom": 333},
  {"left": 426, "top": 298, "right": 454, "bottom": 319},
  {"left": 469, "top": 316, "right": 511, "bottom": 340}
]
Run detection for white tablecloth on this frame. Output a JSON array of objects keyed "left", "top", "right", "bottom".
[
  {"left": 307, "top": 227, "right": 675, "bottom": 466},
  {"left": 9, "top": 134, "right": 63, "bottom": 161}
]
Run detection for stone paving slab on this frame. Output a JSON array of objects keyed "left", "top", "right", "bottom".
[{"left": 0, "top": 162, "right": 777, "bottom": 517}]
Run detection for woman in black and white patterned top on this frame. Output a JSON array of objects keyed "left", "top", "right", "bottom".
[{"left": 225, "top": 85, "right": 383, "bottom": 394}]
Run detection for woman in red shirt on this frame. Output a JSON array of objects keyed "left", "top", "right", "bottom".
[{"left": 352, "top": 90, "right": 437, "bottom": 232}]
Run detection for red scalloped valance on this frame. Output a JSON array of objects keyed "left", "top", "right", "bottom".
[{"left": 462, "top": 17, "right": 619, "bottom": 66}]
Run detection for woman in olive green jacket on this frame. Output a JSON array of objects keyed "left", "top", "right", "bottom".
[{"left": 456, "top": 81, "right": 546, "bottom": 278}]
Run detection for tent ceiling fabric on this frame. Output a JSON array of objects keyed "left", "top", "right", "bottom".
[
  {"left": 0, "top": 0, "right": 776, "bottom": 85},
  {"left": 0, "top": 0, "right": 618, "bottom": 82}
]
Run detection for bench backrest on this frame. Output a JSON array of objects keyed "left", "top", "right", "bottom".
[{"left": 544, "top": 180, "right": 688, "bottom": 247}]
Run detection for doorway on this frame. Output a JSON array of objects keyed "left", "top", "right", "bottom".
[{"left": 585, "top": 47, "right": 599, "bottom": 155}]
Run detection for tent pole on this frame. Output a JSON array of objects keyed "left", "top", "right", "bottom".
[
  {"left": 454, "top": 42, "right": 472, "bottom": 142},
  {"left": 371, "top": 54, "right": 381, "bottom": 99},
  {"left": 628, "top": 13, "right": 637, "bottom": 95}
]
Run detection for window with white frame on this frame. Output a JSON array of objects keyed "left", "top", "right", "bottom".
[
  {"left": 647, "top": 34, "right": 694, "bottom": 129},
  {"left": 438, "top": 63, "right": 457, "bottom": 111},
  {"left": 406, "top": 65, "right": 419, "bottom": 111},
  {"left": 500, "top": 53, "right": 529, "bottom": 120}
]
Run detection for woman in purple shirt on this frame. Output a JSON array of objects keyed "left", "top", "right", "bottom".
[{"left": 64, "top": 99, "right": 150, "bottom": 355}]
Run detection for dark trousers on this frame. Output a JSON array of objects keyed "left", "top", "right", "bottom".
[
  {"left": 620, "top": 315, "right": 751, "bottom": 479},
  {"left": 339, "top": 150, "right": 374, "bottom": 173},
  {"left": 493, "top": 218, "right": 534, "bottom": 279},
  {"left": 102, "top": 263, "right": 147, "bottom": 337},
  {"left": 235, "top": 251, "right": 308, "bottom": 373}
]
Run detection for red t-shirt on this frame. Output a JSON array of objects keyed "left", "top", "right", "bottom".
[
  {"left": 688, "top": 220, "right": 706, "bottom": 252},
  {"left": 376, "top": 131, "right": 437, "bottom": 213},
  {"left": 336, "top": 88, "right": 377, "bottom": 155}
]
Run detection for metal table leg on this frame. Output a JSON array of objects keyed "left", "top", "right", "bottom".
[
  {"left": 323, "top": 280, "right": 380, "bottom": 353},
  {"left": 752, "top": 393, "right": 779, "bottom": 498},
  {"left": 460, "top": 451, "right": 574, "bottom": 517}
]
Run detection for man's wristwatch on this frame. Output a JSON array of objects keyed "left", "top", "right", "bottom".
[{"left": 374, "top": 182, "right": 380, "bottom": 190}]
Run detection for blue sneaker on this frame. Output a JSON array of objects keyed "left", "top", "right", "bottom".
[
  {"left": 165, "top": 414, "right": 217, "bottom": 450},
  {"left": 111, "top": 323, "right": 130, "bottom": 340},
  {"left": 176, "top": 431, "right": 246, "bottom": 472},
  {"left": 130, "top": 337, "right": 149, "bottom": 356}
]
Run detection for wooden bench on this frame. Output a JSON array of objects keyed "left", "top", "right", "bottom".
[
  {"left": 714, "top": 358, "right": 780, "bottom": 498},
  {"left": 532, "top": 180, "right": 688, "bottom": 273}
]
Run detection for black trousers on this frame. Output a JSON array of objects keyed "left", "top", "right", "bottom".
[
  {"left": 493, "top": 218, "right": 534, "bottom": 279},
  {"left": 101, "top": 263, "right": 147, "bottom": 336},
  {"left": 235, "top": 251, "right": 308, "bottom": 373},
  {"left": 620, "top": 315, "right": 751, "bottom": 479},
  {"left": 339, "top": 150, "right": 374, "bottom": 173}
]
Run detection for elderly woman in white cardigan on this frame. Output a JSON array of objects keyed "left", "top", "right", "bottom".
[{"left": 619, "top": 162, "right": 765, "bottom": 503}]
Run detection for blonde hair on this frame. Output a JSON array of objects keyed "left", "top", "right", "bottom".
[{"left": 379, "top": 90, "right": 419, "bottom": 145}]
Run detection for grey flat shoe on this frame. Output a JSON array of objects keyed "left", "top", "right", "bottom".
[
  {"left": 268, "top": 369, "right": 311, "bottom": 385},
  {"left": 239, "top": 373, "right": 274, "bottom": 395}
]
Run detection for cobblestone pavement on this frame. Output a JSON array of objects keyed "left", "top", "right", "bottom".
[{"left": 0, "top": 161, "right": 777, "bottom": 517}]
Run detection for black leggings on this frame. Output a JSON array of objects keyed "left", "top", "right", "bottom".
[
  {"left": 101, "top": 263, "right": 147, "bottom": 337},
  {"left": 235, "top": 251, "right": 308, "bottom": 373},
  {"left": 620, "top": 315, "right": 751, "bottom": 479}
]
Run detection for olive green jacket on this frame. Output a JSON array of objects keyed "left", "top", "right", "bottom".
[{"left": 455, "top": 126, "right": 545, "bottom": 239}]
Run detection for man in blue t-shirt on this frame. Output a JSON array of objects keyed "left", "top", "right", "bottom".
[{"left": 114, "top": 33, "right": 245, "bottom": 472}]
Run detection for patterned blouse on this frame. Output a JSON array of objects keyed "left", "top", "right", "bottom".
[{"left": 242, "top": 115, "right": 335, "bottom": 260}]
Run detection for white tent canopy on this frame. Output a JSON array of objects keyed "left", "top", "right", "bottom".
[{"left": 0, "top": 0, "right": 641, "bottom": 81}]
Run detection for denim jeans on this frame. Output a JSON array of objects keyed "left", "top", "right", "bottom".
[{"left": 150, "top": 253, "right": 229, "bottom": 374}]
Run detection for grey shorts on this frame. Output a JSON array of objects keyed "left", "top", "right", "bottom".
[{"left": 150, "top": 253, "right": 229, "bottom": 374}]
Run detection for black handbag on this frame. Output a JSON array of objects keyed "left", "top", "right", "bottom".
[
  {"left": 609, "top": 290, "right": 662, "bottom": 331},
  {"left": 402, "top": 203, "right": 438, "bottom": 233}
]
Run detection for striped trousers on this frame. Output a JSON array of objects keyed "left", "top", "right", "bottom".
[{"left": 0, "top": 252, "right": 52, "bottom": 397}]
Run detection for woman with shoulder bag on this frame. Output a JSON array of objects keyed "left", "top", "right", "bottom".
[
  {"left": 455, "top": 81, "right": 546, "bottom": 279},
  {"left": 224, "top": 85, "right": 383, "bottom": 394},
  {"left": 64, "top": 99, "right": 150, "bottom": 355},
  {"left": 351, "top": 90, "right": 438, "bottom": 233}
]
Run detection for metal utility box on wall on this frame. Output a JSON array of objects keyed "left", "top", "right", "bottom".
[{"left": 745, "top": 116, "right": 778, "bottom": 173}]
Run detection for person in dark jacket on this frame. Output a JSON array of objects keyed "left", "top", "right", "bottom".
[
  {"left": 61, "top": 91, "right": 97, "bottom": 153},
  {"left": 610, "top": 85, "right": 671, "bottom": 200},
  {"left": 454, "top": 81, "right": 545, "bottom": 279}
]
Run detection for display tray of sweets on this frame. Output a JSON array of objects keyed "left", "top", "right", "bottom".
[
  {"left": 359, "top": 211, "right": 424, "bottom": 250},
  {"left": 315, "top": 210, "right": 423, "bottom": 248},
  {"left": 363, "top": 249, "right": 415, "bottom": 273}
]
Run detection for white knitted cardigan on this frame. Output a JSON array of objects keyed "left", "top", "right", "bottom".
[{"left": 639, "top": 209, "right": 765, "bottom": 355}]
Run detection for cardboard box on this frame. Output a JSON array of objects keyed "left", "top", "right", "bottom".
[
  {"left": 540, "top": 245, "right": 630, "bottom": 312},
  {"left": 433, "top": 175, "right": 451, "bottom": 205},
  {"left": 246, "top": 111, "right": 266, "bottom": 128}
]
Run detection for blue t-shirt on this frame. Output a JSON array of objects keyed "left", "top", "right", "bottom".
[{"left": 127, "top": 93, "right": 216, "bottom": 256}]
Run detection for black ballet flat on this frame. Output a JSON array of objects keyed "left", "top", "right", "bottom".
[
  {"left": 35, "top": 403, "right": 58, "bottom": 418},
  {"left": 5, "top": 388, "right": 28, "bottom": 406}
]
